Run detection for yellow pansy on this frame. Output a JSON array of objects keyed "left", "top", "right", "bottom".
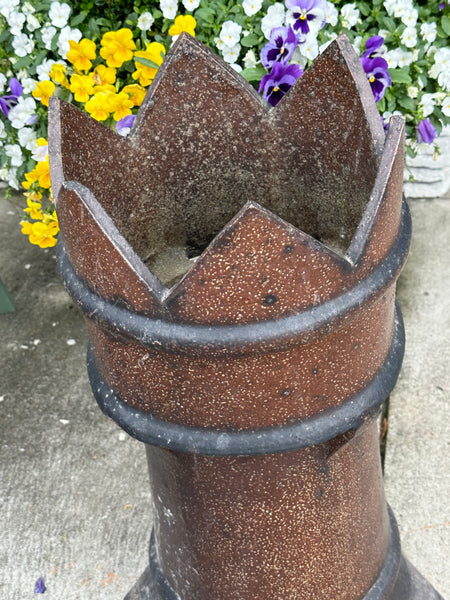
[
  {"left": 42, "top": 211, "right": 58, "bottom": 226},
  {"left": 100, "top": 28, "right": 136, "bottom": 68},
  {"left": 50, "top": 63, "right": 70, "bottom": 88},
  {"left": 92, "top": 83, "right": 116, "bottom": 95},
  {"left": 24, "top": 198, "right": 43, "bottom": 220},
  {"left": 34, "top": 158, "right": 51, "bottom": 189},
  {"left": 22, "top": 221, "right": 59, "bottom": 248},
  {"left": 67, "top": 38, "right": 97, "bottom": 72},
  {"left": 24, "top": 190, "right": 43, "bottom": 202},
  {"left": 69, "top": 73, "right": 95, "bottom": 103},
  {"left": 106, "top": 91, "right": 134, "bottom": 121},
  {"left": 93, "top": 64, "right": 117, "bottom": 86},
  {"left": 122, "top": 84, "right": 146, "bottom": 106},
  {"left": 132, "top": 42, "right": 166, "bottom": 87},
  {"left": 168, "top": 15, "right": 197, "bottom": 37},
  {"left": 22, "top": 171, "right": 37, "bottom": 190},
  {"left": 32, "top": 80, "right": 56, "bottom": 107},
  {"left": 22, "top": 158, "right": 51, "bottom": 190},
  {"left": 85, "top": 92, "right": 112, "bottom": 121}
]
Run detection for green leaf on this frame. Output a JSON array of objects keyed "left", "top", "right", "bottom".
[
  {"left": 377, "top": 96, "right": 386, "bottom": 113},
  {"left": 359, "top": 3, "right": 371, "bottom": 16},
  {"left": 380, "top": 15, "right": 396, "bottom": 32},
  {"left": 240, "top": 65, "right": 266, "bottom": 82},
  {"left": 13, "top": 56, "right": 32, "bottom": 70},
  {"left": 71, "top": 11, "right": 88, "bottom": 27},
  {"left": 241, "top": 33, "right": 260, "bottom": 47},
  {"left": 441, "top": 15, "right": 450, "bottom": 36},
  {"left": 388, "top": 67, "right": 412, "bottom": 84},
  {"left": 134, "top": 56, "right": 160, "bottom": 69},
  {"left": 397, "top": 95, "right": 416, "bottom": 112},
  {"left": 194, "top": 7, "right": 216, "bottom": 23}
]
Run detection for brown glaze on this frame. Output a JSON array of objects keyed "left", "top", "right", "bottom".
[
  {"left": 49, "top": 32, "right": 442, "bottom": 600},
  {"left": 146, "top": 421, "right": 389, "bottom": 600}
]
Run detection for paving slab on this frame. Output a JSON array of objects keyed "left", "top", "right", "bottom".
[
  {"left": 1, "top": 190, "right": 449, "bottom": 599},
  {"left": 384, "top": 197, "right": 450, "bottom": 598}
]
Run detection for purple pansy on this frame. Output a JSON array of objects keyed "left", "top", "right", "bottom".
[
  {"left": 34, "top": 577, "right": 46, "bottom": 594},
  {"left": 285, "top": 0, "right": 327, "bottom": 35},
  {"left": 360, "top": 56, "right": 391, "bottom": 102},
  {"left": 0, "top": 78, "right": 23, "bottom": 117},
  {"left": 116, "top": 114, "right": 136, "bottom": 136},
  {"left": 363, "top": 35, "right": 384, "bottom": 59},
  {"left": 416, "top": 118, "right": 437, "bottom": 144},
  {"left": 261, "top": 26, "right": 299, "bottom": 69},
  {"left": 259, "top": 62, "right": 303, "bottom": 107}
]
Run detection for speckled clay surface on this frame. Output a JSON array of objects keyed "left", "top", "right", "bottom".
[{"left": 49, "top": 33, "right": 444, "bottom": 600}]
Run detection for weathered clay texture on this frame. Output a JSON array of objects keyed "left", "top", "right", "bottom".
[{"left": 49, "top": 33, "right": 444, "bottom": 600}]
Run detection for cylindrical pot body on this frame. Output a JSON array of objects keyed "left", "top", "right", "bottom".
[{"left": 48, "top": 32, "right": 444, "bottom": 600}]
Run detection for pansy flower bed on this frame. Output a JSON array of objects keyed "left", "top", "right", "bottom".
[{"left": 0, "top": 0, "right": 449, "bottom": 248}]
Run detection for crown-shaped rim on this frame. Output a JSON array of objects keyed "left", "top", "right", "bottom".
[{"left": 50, "top": 33, "right": 408, "bottom": 352}]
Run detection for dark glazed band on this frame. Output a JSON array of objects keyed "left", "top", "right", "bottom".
[
  {"left": 57, "top": 198, "right": 411, "bottom": 355},
  {"left": 88, "top": 304, "right": 404, "bottom": 456}
]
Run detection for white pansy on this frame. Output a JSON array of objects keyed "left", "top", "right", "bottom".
[
  {"left": 340, "top": 3, "right": 360, "bottom": 27},
  {"left": 325, "top": 2, "right": 338, "bottom": 26},
  {"left": 137, "top": 12, "right": 154, "bottom": 30},
  {"left": 57, "top": 26, "right": 82, "bottom": 57},
  {"left": 401, "top": 7, "right": 417, "bottom": 27},
  {"left": 429, "top": 47, "right": 450, "bottom": 77},
  {"left": 5, "top": 144, "right": 23, "bottom": 167},
  {"left": 298, "top": 33, "right": 319, "bottom": 61},
  {"left": 420, "top": 93, "right": 436, "bottom": 117},
  {"left": 41, "top": 24, "right": 57, "bottom": 50},
  {"left": 20, "top": 78, "right": 37, "bottom": 94},
  {"left": 383, "top": 0, "right": 396, "bottom": 16},
  {"left": 49, "top": 2, "right": 71, "bottom": 28},
  {"left": 12, "top": 33, "right": 35, "bottom": 57},
  {"left": 319, "top": 32, "right": 338, "bottom": 54},
  {"left": 407, "top": 86, "right": 418, "bottom": 98},
  {"left": 31, "top": 141, "right": 49, "bottom": 162},
  {"left": 420, "top": 22, "right": 437, "bottom": 44},
  {"left": 7, "top": 11, "right": 25, "bottom": 35},
  {"left": 36, "top": 59, "right": 57, "bottom": 81},
  {"left": 438, "top": 70, "right": 450, "bottom": 91},
  {"left": 442, "top": 96, "right": 450, "bottom": 117},
  {"left": 290, "top": 46, "right": 308, "bottom": 69},
  {"left": 8, "top": 96, "right": 37, "bottom": 129},
  {"left": 230, "top": 63, "right": 242, "bottom": 73},
  {"left": 385, "top": 47, "right": 414, "bottom": 68},
  {"left": 261, "top": 3, "right": 285, "bottom": 39},
  {"left": 242, "top": 0, "right": 263, "bottom": 17},
  {"left": 394, "top": 0, "right": 413, "bottom": 19},
  {"left": 8, "top": 168, "right": 19, "bottom": 190},
  {"left": 182, "top": 0, "right": 200, "bottom": 10},
  {"left": 401, "top": 26, "right": 417, "bottom": 48},
  {"left": 26, "top": 13, "right": 40, "bottom": 32},
  {"left": 352, "top": 35, "right": 362, "bottom": 56},
  {"left": 18, "top": 126, "right": 36, "bottom": 150},
  {"left": 0, "top": 73, "right": 6, "bottom": 93},
  {"left": 220, "top": 21, "right": 242, "bottom": 48},
  {"left": 160, "top": 0, "right": 178, "bottom": 19},
  {"left": 22, "top": 2, "right": 35, "bottom": 15},
  {"left": 215, "top": 37, "right": 226, "bottom": 51},
  {"left": 0, "top": 120, "right": 6, "bottom": 139},
  {"left": 222, "top": 43, "right": 241, "bottom": 64},
  {"left": 243, "top": 49, "right": 258, "bottom": 69}
]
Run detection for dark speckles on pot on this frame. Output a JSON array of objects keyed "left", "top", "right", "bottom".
[{"left": 46, "top": 30, "right": 440, "bottom": 600}]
